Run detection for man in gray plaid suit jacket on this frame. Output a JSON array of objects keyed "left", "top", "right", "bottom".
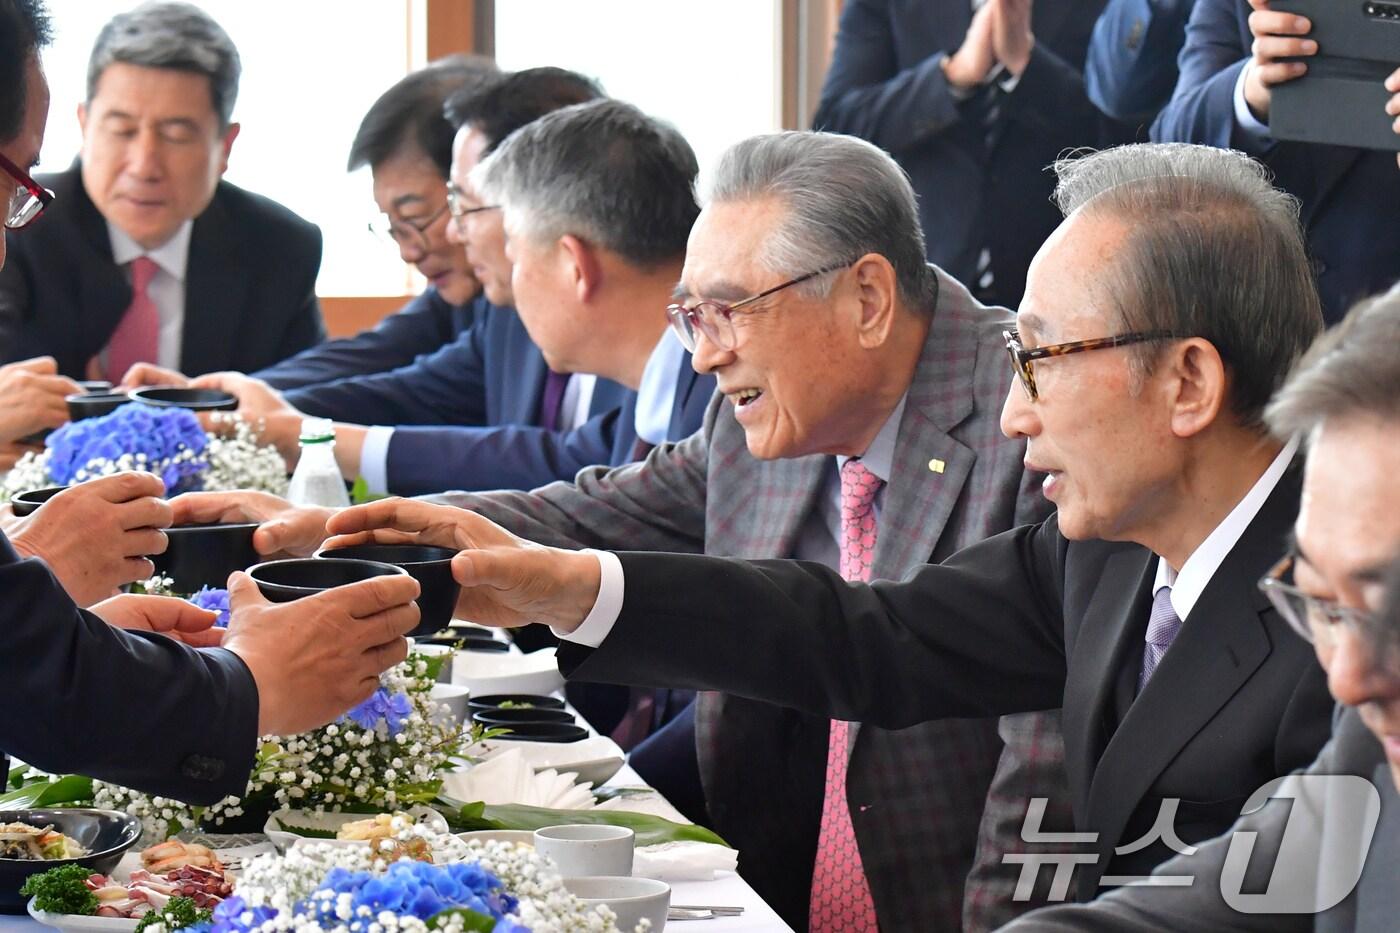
[{"left": 185, "top": 132, "right": 1069, "bottom": 930}]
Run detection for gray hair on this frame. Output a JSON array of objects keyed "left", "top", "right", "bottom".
[
  {"left": 473, "top": 99, "right": 697, "bottom": 267},
  {"left": 87, "top": 1, "right": 241, "bottom": 129},
  {"left": 704, "top": 132, "right": 938, "bottom": 311},
  {"left": 1265, "top": 282, "right": 1400, "bottom": 443},
  {"left": 1052, "top": 143, "right": 1323, "bottom": 427}
]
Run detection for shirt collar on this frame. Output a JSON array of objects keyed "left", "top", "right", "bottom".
[
  {"left": 1154, "top": 436, "right": 1299, "bottom": 619},
  {"left": 633, "top": 329, "right": 688, "bottom": 446},
  {"left": 106, "top": 219, "right": 193, "bottom": 281},
  {"left": 836, "top": 394, "right": 907, "bottom": 484}
]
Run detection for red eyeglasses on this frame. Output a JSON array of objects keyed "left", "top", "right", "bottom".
[{"left": 0, "top": 151, "right": 54, "bottom": 230}]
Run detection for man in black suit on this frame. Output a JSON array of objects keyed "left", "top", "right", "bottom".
[
  {"left": 0, "top": 1, "right": 324, "bottom": 382},
  {"left": 1003, "top": 285, "right": 1400, "bottom": 931},
  {"left": 330, "top": 142, "right": 1342, "bottom": 905},
  {"left": 814, "top": 0, "right": 1128, "bottom": 310},
  {"left": 0, "top": 0, "right": 418, "bottom": 804}
]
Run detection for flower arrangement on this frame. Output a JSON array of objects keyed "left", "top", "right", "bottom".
[
  {"left": 93, "top": 652, "right": 470, "bottom": 841},
  {"left": 138, "top": 819, "right": 635, "bottom": 933},
  {"left": 2, "top": 403, "right": 287, "bottom": 502}
]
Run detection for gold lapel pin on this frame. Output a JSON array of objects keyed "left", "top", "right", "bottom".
[{"left": 928, "top": 458, "right": 946, "bottom": 474}]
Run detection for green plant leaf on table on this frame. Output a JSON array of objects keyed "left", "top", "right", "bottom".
[
  {"left": 436, "top": 798, "right": 729, "bottom": 848},
  {"left": 134, "top": 896, "right": 211, "bottom": 933},
  {"left": 350, "top": 476, "right": 388, "bottom": 505},
  {"left": 0, "top": 774, "right": 94, "bottom": 808}
]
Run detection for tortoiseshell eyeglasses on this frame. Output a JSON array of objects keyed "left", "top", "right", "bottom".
[{"left": 1002, "top": 329, "right": 1185, "bottom": 401}]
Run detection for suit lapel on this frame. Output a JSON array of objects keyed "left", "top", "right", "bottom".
[
  {"left": 1081, "top": 467, "right": 1302, "bottom": 869},
  {"left": 67, "top": 169, "right": 130, "bottom": 364},
  {"left": 1062, "top": 548, "right": 1156, "bottom": 821},
  {"left": 180, "top": 190, "right": 249, "bottom": 374}
]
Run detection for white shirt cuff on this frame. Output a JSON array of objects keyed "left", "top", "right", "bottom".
[
  {"left": 1233, "top": 64, "right": 1271, "bottom": 140},
  {"left": 553, "top": 549, "right": 624, "bottom": 648},
  {"left": 359, "top": 426, "right": 394, "bottom": 495}
]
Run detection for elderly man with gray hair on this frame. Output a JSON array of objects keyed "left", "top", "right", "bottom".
[
  {"left": 1001, "top": 283, "right": 1400, "bottom": 932},
  {"left": 320, "top": 141, "right": 1345, "bottom": 924},
  {"left": 0, "top": 0, "right": 324, "bottom": 386},
  {"left": 307, "top": 128, "right": 1063, "bottom": 931}
]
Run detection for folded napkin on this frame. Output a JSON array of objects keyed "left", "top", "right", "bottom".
[
  {"left": 633, "top": 841, "right": 739, "bottom": 882},
  {"left": 441, "top": 749, "right": 596, "bottom": 809}
]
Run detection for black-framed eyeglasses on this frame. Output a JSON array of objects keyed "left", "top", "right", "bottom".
[
  {"left": 446, "top": 184, "right": 500, "bottom": 230},
  {"left": 1002, "top": 328, "right": 1185, "bottom": 402},
  {"left": 1259, "top": 554, "right": 1397, "bottom": 663},
  {"left": 367, "top": 200, "right": 450, "bottom": 253},
  {"left": 0, "top": 151, "right": 54, "bottom": 230},
  {"left": 665, "top": 261, "right": 851, "bottom": 353}
]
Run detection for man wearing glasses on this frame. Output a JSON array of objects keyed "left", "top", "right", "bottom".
[
  {"left": 322, "top": 141, "right": 1341, "bottom": 917},
  {"left": 167, "top": 128, "right": 1059, "bottom": 930},
  {"left": 0, "top": 2, "right": 324, "bottom": 384},
  {"left": 1002, "top": 284, "right": 1400, "bottom": 931}
]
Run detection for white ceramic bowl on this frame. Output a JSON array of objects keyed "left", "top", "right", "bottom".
[
  {"left": 451, "top": 647, "right": 564, "bottom": 697},
  {"left": 28, "top": 903, "right": 137, "bottom": 933},
  {"left": 562, "top": 876, "right": 670, "bottom": 931}
]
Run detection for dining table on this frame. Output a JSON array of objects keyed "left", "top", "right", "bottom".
[{"left": 0, "top": 642, "right": 794, "bottom": 932}]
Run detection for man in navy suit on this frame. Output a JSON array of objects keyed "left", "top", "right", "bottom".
[
  {"left": 0, "top": 2, "right": 324, "bottom": 381},
  {"left": 0, "top": 0, "right": 419, "bottom": 804},
  {"left": 248, "top": 57, "right": 500, "bottom": 392},
  {"left": 814, "top": 0, "right": 1126, "bottom": 310},
  {"left": 200, "top": 98, "right": 713, "bottom": 497},
  {"left": 1151, "top": 0, "right": 1400, "bottom": 323}
]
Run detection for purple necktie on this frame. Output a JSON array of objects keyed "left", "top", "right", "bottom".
[
  {"left": 537, "top": 370, "right": 570, "bottom": 432},
  {"left": 1139, "top": 585, "right": 1182, "bottom": 693}
]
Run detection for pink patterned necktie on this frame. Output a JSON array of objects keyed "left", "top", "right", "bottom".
[
  {"left": 105, "top": 256, "right": 160, "bottom": 384},
  {"left": 810, "top": 458, "right": 883, "bottom": 932}
]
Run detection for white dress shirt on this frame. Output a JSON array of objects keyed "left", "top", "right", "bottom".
[
  {"left": 564, "top": 395, "right": 909, "bottom": 648},
  {"left": 1154, "top": 436, "right": 1298, "bottom": 622},
  {"left": 105, "top": 220, "right": 193, "bottom": 371}
]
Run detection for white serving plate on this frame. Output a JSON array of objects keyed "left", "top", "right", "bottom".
[
  {"left": 263, "top": 805, "right": 448, "bottom": 852},
  {"left": 28, "top": 903, "right": 137, "bottom": 933},
  {"left": 466, "top": 733, "right": 626, "bottom": 788},
  {"left": 450, "top": 647, "right": 564, "bottom": 697}
]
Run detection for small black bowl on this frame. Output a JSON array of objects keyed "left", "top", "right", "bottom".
[
  {"left": 9, "top": 486, "right": 68, "bottom": 517},
  {"left": 316, "top": 544, "right": 460, "bottom": 636},
  {"left": 0, "top": 808, "right": 141, "bottom": 912},
  {"left": 152, "top": 522, "right": 260, "bottom": 592},
  {"left": 130, "top": 386, "right": 238, "bottom": 411},
  {"left": 66, "top": 392, "right": 130, "bottom": 422},
  {"left": 487, "top": 721, "right": 589, "bottom": 744},
  {"left": 248, "top": 557, "right": 407, "bottom": 603},
  {"left": 459, "top": 639, "right": 509, "bottom": 653},
  {"left": 472, "top": 706, "right": 575, "bottom": 727},
  {"left": 468, "top": 693, "right": 567, "bottom": 715},
  {"left": 77, "top": 380, "right": 112, "bottom": 394}
]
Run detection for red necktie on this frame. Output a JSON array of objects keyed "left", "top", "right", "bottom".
[
  {"left": 106, "top": 256, "right": 160, "bottom": 384},
  {"left": 809, "top": 459, "right": 882, "bottom": 932}
]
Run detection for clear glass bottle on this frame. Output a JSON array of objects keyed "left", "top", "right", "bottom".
[{"left": 286, "top": 417, "right": 351, "bottom": 508}]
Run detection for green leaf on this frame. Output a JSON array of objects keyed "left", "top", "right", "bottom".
[
  {"left": 273, "top": 822, "right": 339, "bottom": 839},
  {"left": 435, "top": 798, "right": 729, "bottom": 847},
  {"left": 350, "top": 476, "right": 388, "bottom": 505},
  {"left": 427, "top": 908, "right": 498, "bottom": 933},
  {"left": 0, "top": 775, "right": 94, "bottom": 808}
]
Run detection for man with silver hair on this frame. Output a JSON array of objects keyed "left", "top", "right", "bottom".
[
  {"left": 0, "top": 0, "right": 324, "bottom": 385},
  {"left": 323, "top": 141, "right": 1343, "bottom": 917},
  {"left": 310, "top": 128, "right": 1059, "bottom": 931},
  {"left": 1003, "top": 283, "right": 1400, "bottom": 931}
]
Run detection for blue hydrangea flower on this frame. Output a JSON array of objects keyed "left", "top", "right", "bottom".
[
  {"left": 45, "top": 402, "right": 208, "bottom": 492},
  {"left": 304, "top": 860, "right": 517, "bottom": 929},
  {"left": 207, "top": 895, "right": 278, "bottom": 933},
  {"left": 343, "top": 688, "right": 413, "bottom": 735},
  {"left": 188, "top": 586, "right": 231, "bottom": 627}
]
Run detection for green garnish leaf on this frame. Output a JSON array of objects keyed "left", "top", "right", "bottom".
[
  {"left": 20, "top": 864, "right": 99, "bottom": 916},
  {"left": 134, "top": 896, "right": 212, "bottom": 933}
]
